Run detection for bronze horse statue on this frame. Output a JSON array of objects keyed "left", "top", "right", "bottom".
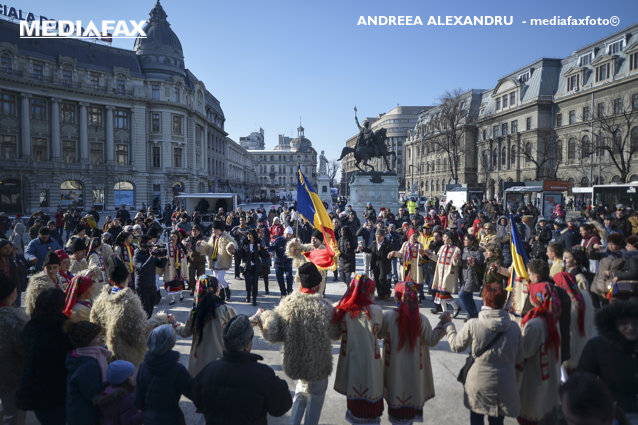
[{"left": 338, "top": 128, "right": 396, "bottom": 172}]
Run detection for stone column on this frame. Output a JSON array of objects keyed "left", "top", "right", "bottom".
[
  {"left": 20, "top": 94, "right": 31, "bottom": 159},
  {"left": 51, "top": 97, "right": 61, "bottom": 160},
  {"left": 105, "top": 106, "right": 114, "bottom": 163},
  {"left": 79, "top": 102, "right": 88, "bottom": 161}
]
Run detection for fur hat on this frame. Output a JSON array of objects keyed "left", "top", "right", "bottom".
[
  {"left": 70, "top": 238, "right": 87, "bottom": 253},
  {"left": 67, "top": 320, "right": 102, "bottom": 348},
  {"left": 311, "top": 229, "right": 324, "bottom": 242},
  {"left": 43, "top": 251, "right": 61, "bottom": 267},
  {"left": 298, "top": 262, "right": 322, "bottom": 289},
  {"left": 213, "top": 221, "right": 225, "bottom": 230},
  {"left": 106, "top": 360, "right": 135, "bottom": 385},
  {"left": 223, "top": 315, "right": 254, "bottom": 351},
  {"left": 0, "top": 272, "right": 16, "bottom": 300},
  {"left": 110, "top": 257, "right": 130, "bottom": 285}
]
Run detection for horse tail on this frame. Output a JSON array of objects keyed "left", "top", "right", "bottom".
[{"left": 338, "top": 146, "right": 354, "bottom": 161}]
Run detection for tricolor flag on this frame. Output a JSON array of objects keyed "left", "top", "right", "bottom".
[
  {"left": 507, "top": 214, "right": 529, "bottom": 292},
  {"left": 296, "top": 168, "right": 339, "bottom": 270}
]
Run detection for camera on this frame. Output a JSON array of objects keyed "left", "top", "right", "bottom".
[{"left": 150, "top": 245, "right": 168, "bottom": 257}]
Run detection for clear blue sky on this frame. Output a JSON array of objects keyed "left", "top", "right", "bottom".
[{"left": 23, "top": 0, "right": 638, "bottom": 159}]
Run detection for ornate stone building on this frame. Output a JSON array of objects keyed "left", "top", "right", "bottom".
[
  {"left": 0, "top": 2, "right": 229, "bottom": 213},
  {"left": 225, "top": 137, "right": 257, "bottom": 202}
]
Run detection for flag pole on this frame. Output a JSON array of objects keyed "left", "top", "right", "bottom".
[{"left": 295, "top": 161, "right": 300, "bottom": 239}]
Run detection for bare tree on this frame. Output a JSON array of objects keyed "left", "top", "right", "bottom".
[
  {"left": 519, "top": 131, "right": 562, "bottom": 179},
  {"left": 427, "top": 89, "right": 471, "bottom": 183},
  {"left": 327, "top": 160, "right": 341, "bottom": 188},
  {"left": 587, "top": 94, "right": 638, "bottom": 183}
]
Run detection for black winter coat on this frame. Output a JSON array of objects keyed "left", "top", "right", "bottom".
[
  {"left": 134, "top": 350, "right": 192, "bottom": 425},
  {"left": 363, "top": 240, "right": 392, "bottom": 279},
  {"left": 16, "top": 313, "right": 73, "bottom": 411},
  {"left": 616, "top": 250, "right": 638, "bottom": 281},
  {"left": 133, "top": 249, "right": 167, "bottom": 290},
  {"left": 338, "top": 234, "right": 357, "bottom": 274},
  {"left": 239, "top": 241, "right": 263, "bottom": 272},
  {"left": 192, "top": 350, "right": 292, "bottom": 425}
]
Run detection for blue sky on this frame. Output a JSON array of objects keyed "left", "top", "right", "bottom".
[{"left": 20, "top": 0, "right": 638, "bottom": 158}]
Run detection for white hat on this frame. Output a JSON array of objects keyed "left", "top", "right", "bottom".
[{"left": 284, "top": 226, "right": 293, "bottom": 235}]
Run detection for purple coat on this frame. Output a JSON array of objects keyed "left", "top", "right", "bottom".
[{"left": 96, "top": 386, "right": 143, "bottom": 425}]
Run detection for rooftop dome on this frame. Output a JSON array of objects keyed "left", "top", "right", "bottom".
[
  {"left": 134, "top": 1, "right": 185, "bottom": 78},
  {"left": 290, "top": 125, "right": 313, "bottom": 151}
]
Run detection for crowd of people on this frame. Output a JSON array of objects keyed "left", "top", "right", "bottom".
[{"left": 0, "top": 195, "right": 636, "bottom": 425}]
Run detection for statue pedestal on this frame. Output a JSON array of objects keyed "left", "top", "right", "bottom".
[
  {"left": 317, "top": 175, "right": 332, "bottom": 207},
  {"left": 349, "top": 173, "right": 400, "bottom": 216}
]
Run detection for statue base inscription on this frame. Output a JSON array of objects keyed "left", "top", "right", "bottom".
[{"left": 349, "top": 173, "right": 400, "bottom": 215}]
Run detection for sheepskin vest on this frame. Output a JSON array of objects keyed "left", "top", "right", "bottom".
[
  {"left": 198, "top": 232, "right": 237, "bottom": 270},
  {"left": 285, "top": 239, "right": 327, "bottom": 294},
  {"left": 25, "top": 272, "right": 59, "bottom": 315}
]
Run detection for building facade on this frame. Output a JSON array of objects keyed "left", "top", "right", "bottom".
[
  {"left": 225, "top": 136, "right": 257, "bottom": 202},
  {"left": 341, "top": 106, "right": 428, "bottom": 194},
  {"left": 239, "top": 127, "right": 265, "bottom": 150},
  {"left": 0, "top": 2, "right": 229, "bottom": 214}
]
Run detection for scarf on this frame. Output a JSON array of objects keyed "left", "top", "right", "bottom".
[
  {"left": 194, "top": 274, "right": 219, "bottom": 307},
  {"left": 522, "top": 282, "right": 562, "bottom": 360},
  {"left": 404, "top": 241, "right": 420, "bottom": 265},
  {"left": 63, "top": 276, "right": 94, "bottom": 317},
  {"left": 168, "top": 242, "right": 182, "bottom": 270},
  {"left": 122, "top": 244, "right": 134, "bottom": 272},
  {"left": 554, "top": 272, "right": 586, "bottom": 336},
  {"left": 212, "top": 236, "right": 219, "bottom": 261},
  {"left": 333, "top": 274, "right": 375, "bottom": 324},
  {"left": 394, "top": 282, "right": 421, "bottom": 352},
  {"left": 73, "top": 346, "right": 112, "bottom": 381}
]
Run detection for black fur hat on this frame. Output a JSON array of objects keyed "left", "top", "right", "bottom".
[
  {"left": 43, "top": 251, "right": 61, "bottom": 267},
  {"left": 311, "top": 229, "right": 324, "bottom": 242},
  {"left": 213, "top": 221, "right": 225, "bottom": 231},
  {"left": 70, "top": 238, "right": 87, "bottom": 253},
  {"left": 110, "top": 257, "right": 130, "bottom": 285},
  {"left": 298, "top": 262, "right": 322, "bottom": 289}
]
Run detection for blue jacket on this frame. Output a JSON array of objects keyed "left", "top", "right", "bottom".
[
  {"left": 66, "top": 352, "right": 104, "bottom": 425},
  {"left": 134, "top": 350, "right": 192, "bottom": 425},
  {"left": 268, "top": 236, "right": 292, "bottom": 269},
  {"left": 24, "top": 237, "right": 61, "bottom": 270}
]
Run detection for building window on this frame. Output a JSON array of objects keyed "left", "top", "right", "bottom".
[
  {"left": 595, "top": 62, "right": 611, "bottom": 82},
  {"left": 30, "top": 98, "right": 46, "bottom": 120},
  {"left": 88, "top": 106, "right": 103, "bottom": 126},
  {"left": 607, "top": 39, "right": 624, "bottom": 54},
  {"left": 525, "top": 142, "right": 532, "bottom": 164},
  {"left": 633, "top": 94, "right": 638, "bottom": 110},
  {"left": 151, "top": 84, "right": 160, "bottom": 100},
  {"left": 32, "top": 137, "right": 47, "bottom": 161},
  {"left": 114, "top": 109, "right": 129, "bottom": 130},
  {"left": 173, "top": 147, "right": 183, "bottom": 167},
  {"left": 89, "top": 72, "right": 100, "bottom": 90},
  {"left": 151, "top": 113, "right": 160, "bottom": 132},
  {"left": 631, "top": 127, "right": 638, "bottom": 152},
  {"left": 116, "top": 144, "right": 129, "bottom": 166},
  {"left": 567, "top": 74, "right": 579, "bottom": 91},
  {"left": 556, "top": 113, "right": 562, "bottom": 127},
  {"left": 114, "top": 182, "right": 134, "bottom": 206},
  {"left": 501, "top": 146, "right": 507, "bottom": 166},
  {"left": 518, "top": 72, "right": 530, "bottom": 83},
  {"left": 62, "top": 140, "right": 76, "bottom": 163},
  {"left": 582, "top": 135, "right": 591, "bottom": 158},
  {"left": 511, "top": 145, "right": 516, "bottom": 164},
  {"left": 90, "top": 142, "right": 103, "bottom": 165},
  {"left": 597, "top": 102, "right": 605, "bottom": 118},
  {"left": 501, "top": 123, "right": 508, "bottom": 136},
  {"left": 502, "top": 95, "right": 508, "bottom": 108},
  {"left": 0, "top": 135, "right": 16, "bottom": 159},
  {"left": 60, "top": 180, "right": 83, "bottom": 208},
  {"left": 526, "top": 117, "right": 532, "bottom": 131},
  {"left": 556, "top": 140, "right": 563, "bottom": 162},
  {"left": 172, "top": 115, "right": 183, "bottom": 135},
  {"left": 151, "top": 146, "right": 161, "bottom": 168},
  {"left": 511, "top": 120, "right": 518, "bottom": 133},
  {"left": 568, "top": 138, "right": 576, "bottom": 161},
  {"left": 509, "top": 92, "right": 516, "bottom": 106},
  {"left": 482, "top": 129, "right": 486, "bottom": 140},
  {"left": 62, "top": 67, "right": 72, "bottom": 86},
  {"left": 0, "top": 53, "right": 11, "bottom": 73},
  {"left": 0, "top": 93, "right": 16, "bottom": 116},
  {"left": 32, "top": 62, "right": 43, "bottom": 81},
  {"left": 569, "top": 110, "right": 576, "bottom": 125},
  {"left": 115, "top": 77, "right": 126, "bottom": 94},
  {"left": 614, "top": 98, "right": 623, "bottom": 115},
  {"left": 579, "top": 52, "right": 592, "bottom": 66},
  {"left": 175, "top": 87, "right": 180, "bottom": 103},
  {"left": 61, "top": 102, "right": 75, "bottom": 124},
  {"left": 496, "top": 97, "right": 501, "bottom": 110},
  {"left": 631, "top": 52, "right": 638, "bottom": 72},
  {"left": 583, "top": 106, "right": 591, "bottom": 121},
  {"left": 492, "top": 125, "right": 499, "bottom": 138}
]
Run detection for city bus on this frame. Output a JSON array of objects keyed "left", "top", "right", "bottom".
[{"left": 592, "top": 183, "right": 638, "bottom": 211}]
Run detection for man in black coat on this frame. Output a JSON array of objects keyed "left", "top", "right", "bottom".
[
  {"left": 360, "top": 228, "right": 393, "bottom": 300},
  {"left": 133, "top": 235, "right": 167, "bottom": 318},
  {"left": 193, "top": 315, "right": 292, "bottom": 425}
]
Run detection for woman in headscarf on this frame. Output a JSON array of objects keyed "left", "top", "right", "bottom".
[
  {"left": 134, "top": 325, "right": 193, "bottom": 425},
  {"left": 56, "top": 249, "right": 74, "bottom": 292},
  {"left": 332, "top": 274, "right": 384, "bottom": 424},
  {"left": 379, "top": 282, "right": 451, "bottom": 424},
  {"left": 63, "top": 276, "right": 97, "bottom": 322},
  {"left": 553, "top": 272, "right": 594, "bottom": 376},
  {"left": 517, "top": 259, "right": 562, "bottom": 425},
  {"left": 9, "top": 222, "right": 29, "bottom": 256},
  {"left": 113, "top": 231, "right": 135, "bottom": 291},
  {"left": 170, "top": 275, "right": 236, "bottom": 376},
  {"left": 87, "top": 237, "right": 107, "bottom": 292}
]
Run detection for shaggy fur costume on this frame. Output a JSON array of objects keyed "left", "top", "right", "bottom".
[
  {"left": 0, "top": 307, "right": 28, "bottom": 394},
  {"left": 285, "top": 239, "right": 328, "bottom": 294},
  {"left": 24, "top": 272, "right": 59, "bottom": 315},
  {"left": 90, "top": 285, "right": 168, "bottom": 368},
  {"left": 198, "top": 231, "right": 237, "bottom": 270},
  {"left": 260, "top": 291, "right": 337, "bottom": 382}
]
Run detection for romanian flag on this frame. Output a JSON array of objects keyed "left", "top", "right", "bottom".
[
  {"left": 507, "top": 214, "right": 529, "bottom": 292},
  {"left": 297, "top": 168, "right": 339, "bottom": 270}
]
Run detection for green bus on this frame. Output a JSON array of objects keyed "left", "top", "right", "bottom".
[{"left": 592, "top": 183, "right": 638, "bottom": 211}]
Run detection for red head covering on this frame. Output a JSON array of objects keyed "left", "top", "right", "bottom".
[
  {"left": 394, "top": 282, "right": 421, "bottom": 352},
  {"left": 553, "top": 272, "right": 586, "bottom": 336},
  {"left": 63, "top": 276, "right": 94, "bottom": 317},
  {"left": 522, "top": 282, "right": 562, "bottom": 359},
  {"left": 55, "top": 249, "right": 69, "bottom": 261},
  {"left": 332, "top": 274, "right": 375, "bottom": 324}
]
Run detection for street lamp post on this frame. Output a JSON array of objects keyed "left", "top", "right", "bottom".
[{"left": 408, "top": 164, "right": 415, "bottom": 196}]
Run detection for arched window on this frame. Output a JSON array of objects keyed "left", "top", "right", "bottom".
[
  {"left": 482, "top": 150, "right": 490, "bottom": 170},
  {"left": 501, "top": 146, "right": 507, "bottom": 166},
  {"left": 631, "top": 127, "right": 638, "bottom": 153},
  {"left": 60, "top": 180, "right": 83, "bottom": 208},
  {"left": 568, "top": 138, "right": 576, "bottom": 161},
  {"left": 510, "top": 145, "right": 516, "bottom": 164},
  {"left": 525, "top": 142, "right": 532, "bottom": 164},
  {"left": 630, "top": 175, "right": 638, "bottom": 182},
  {"left": 114, "top": 181, "right": 134, "bottom": 207},
  {"left": 612, "top": 176, "right": 622, "bottom": 183},
  {"left": 580, "top": 177, "right": 589, "bottom": 187},
  {"left": 492, "top": 148, "right": 498, "bottom": 169},
  {"left": 596, "top": 131, "right": 604, "bottom": 157},
  {"left": 0, "top": 53, "right": 12, "bottom": 73},
  {"left": 613, "top": 130, "right": 622, "bottom": 154},
  {"left": 556, "top": 140, "right": 563, "bottom": 162},
  {"left": 581, "top": 135, "right": 591, "bottom": 159}
]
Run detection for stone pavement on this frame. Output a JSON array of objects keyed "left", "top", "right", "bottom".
[{"left": 22, "top": 253, "right": 520, "bottom": 425}]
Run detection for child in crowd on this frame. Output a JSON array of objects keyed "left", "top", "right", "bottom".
[{"left": 97, "top": 360, "right": 144, "bottom": 425}]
